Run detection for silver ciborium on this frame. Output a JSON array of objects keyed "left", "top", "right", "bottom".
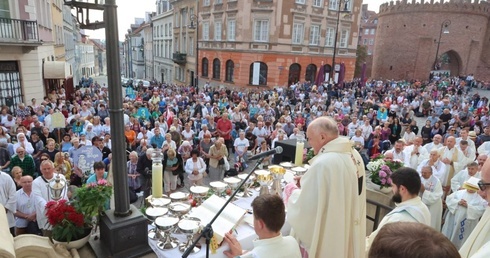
[
  {"left": 190, "top": 186, "right": 209, "bottom": 206},
  {"left": 169, "top": 202, "right": 191, "bottom": 219},
  {"left": 178, "top": 217, "right": 202, "bottom": 253},
  {"left": 210, "top": 181, "right": 227, "bottom": 197},
  {"left": 237, "top": 173, "right": 255, "bottom": 197},
  {"left": 146, "top": 207, "right": 168, "bottom": 240},
  {"left": 155, "top": 215, "right": 180, "bottom": 250}
]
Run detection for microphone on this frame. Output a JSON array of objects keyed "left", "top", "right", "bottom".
[{"left": 249, "top": 146, "right": 283, "bottom": 161}]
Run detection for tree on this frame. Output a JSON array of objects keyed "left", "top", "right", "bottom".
[{"left": 354, "top": 45, "right": 368, "bottom": 78}]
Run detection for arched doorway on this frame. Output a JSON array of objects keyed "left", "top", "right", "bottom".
[
  {"left": 439, "top": 50, "right": 461, "bottom": 76},
  {"left": 288, "top": 63, "right": 301, "bottom": 85},
  {"left": 323, "top": 64, "right": 332, "bottom": 82},
  {"left": 305, "top": 64, "right": 317, "bottom": 83}
]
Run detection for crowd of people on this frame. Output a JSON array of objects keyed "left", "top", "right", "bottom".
[{"left": 1, "top": 73, "right": 490, "bottom": 257}]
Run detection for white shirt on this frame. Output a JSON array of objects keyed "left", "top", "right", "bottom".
[
  {"left": 15, "top": 188, "right": 36, "bottom": 228},
  {"left": 32, "top": 174, "right": 68, "bottom": 230},
  {"left": 241, "top": 234, "right": 302, "bottom": 258}
]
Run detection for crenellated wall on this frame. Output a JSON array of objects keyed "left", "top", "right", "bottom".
[{"left": 372, "top": 0, "right": 490, "bottom": 80}]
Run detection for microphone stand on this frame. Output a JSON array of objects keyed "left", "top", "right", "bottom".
[{"left": 182, "top": 156, "right": 265, "bottom": 258}]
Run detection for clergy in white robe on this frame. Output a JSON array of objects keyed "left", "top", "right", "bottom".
[
  {"left": 477, "top": 141, "right": 490, "bottom": 156},
  {"left": 0, "top": 171, "right": 16, "bottom": 230},
  {"left": 456, "top": 130, "right": 476, "bottom": 153},
  {"left": 366, "top": 168, "right": 431, "bottom": 252},
  {"left": 459, "top": 157, "right": 490, "bottom": 258},
  {"left": 417, "top": 149, "right": 447, "bottom": 185},
  {"left": 442, "top": 187, "right": 487, "bottom": 249},
  {"left": 420, "top": 166, "right": 444, "bottom": 231},
  {"left": 459, "top": 140, "right": 477, "bottom": 166},
  {"left": 287, "top": 118, "right": 366, "bottom": 258},
  {"left": 451, "top": 162, "right": 481, "bottom": 193},
  {"left": 423, "top": 134, "right": 443, "bottom": 153},
  {"left": 438, "top": 137, "right": 466, "bottom": 188},
  {"left": 32, "top": 161, "right": 68, "bottom": 231},
  {"left": 403, "top": 137, "right": 429, "bottom": 169},
  {"left": 390, "top": 140, "right": 406, "bottom": 162}
]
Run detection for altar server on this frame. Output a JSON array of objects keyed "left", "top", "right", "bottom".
[{"left": 419, "top": 165, "right": 443, "bottom": 231}]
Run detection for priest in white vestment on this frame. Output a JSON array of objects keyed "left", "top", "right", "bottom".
[
  {"left": 459, "top": 157, "right": 490, "bottom": 258},
  {"left": 417, "top": 149, "right": 447, "bottom": 185},
  {"left": 0, "top": 171, "right": 16, "bottom": 233},
  {"left": 442, "top": 177, "right": 487, "bottom": 249},
  {"left": 459, "top": 140, "right": 476, "bottom": 166},
  {"left": 32, "top": 161, "right": 68, "bottom": 232},
  {"left": 403, "top": 137, "right": 429, "bottom": 169},
  {"left": 389, "top": 140, "right": 406, "bottom": 162},
  {"left": 366, "top": 167, "right": 431, "bottom": 252},
  {"left": 451, "top": 162, "right": 481, "bottom": 193},
  {"left": 287, "top": 117, "right": 366, "bottom": 258},
  {"left": 438, "top": 137, "right": 466, "bottom": 189},
  {"left": 478, "top": 141, "right": 490, "bottom": 156},
  {"left": 456, "top": 129, "right": 476, "bottom": 153},
  {"left": 423, "top": 134, "right": 443, "bottom": 153},
  {"left": 420, "top": 165, "right": 443, "bottom": 231}
]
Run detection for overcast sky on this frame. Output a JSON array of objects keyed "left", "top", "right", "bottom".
[{"left": 85, "top": 0, "right": 383, "bottom": 41}]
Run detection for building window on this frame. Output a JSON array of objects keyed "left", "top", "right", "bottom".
[
  {"left": 254, "top": 20, "right": 269, "bottom": 42},
  {"left": 309, "top": 25, "right": 320, "bottom": 45},
  {"left": 325, "top": 27, "right": 334, "bottom": 47},
  {"left": 329, "top": 0, "right": 338, "bottom": 10},
  {"left": 363, "top": 38, "right": 367, "bottom": 45},
  {"left": 368, "top": 49, "right": 372, "bottom": 55},
  {"left": 288, "top": 63, "right": 301, "bottom": 85},
  {"left": 249, "top": 62, "right": 267, "bottom": 86},
  {"left": 215, "top": 0, "right": 223, "bottom": 4},
  {"left": 295, "top": 0, "right": 305, "bottom": 4},
  {"left": 313, "top": 0, "right": 322, "bottom": 7},
  {"left": 203, "top": 0, "right": 210, "bottom": 6},
  {"left": 212, "top": 58, "right": 220, "bottom": 80},
  {"left": 370, "top": 28, "right": 376, "bottom": 35},
  {"left": 227, "top": 20, "right": 236, "bottom": 41},
  {"left": 364, "top": 28, "right": 369, "bottom": 35},
  {"left": 305, "top": 64, "right": 317, "bottom": 83},
  {"left": 203, "top": 22, "right": 209, "bottom": 40},
  {"left": 292, "top": 23, "right": 304, "bottom": 44},
  {"left": 339, "top": 29, "right": 349, "bottom": 48},
  {"left": 225, "top": 60, "right": 234, "bottom": 82},
  {"left": 202, "top": 58, "right": 209, "bottom": 77},
  {"left": 369, "top": 39, "right": 374, "bottom": 45},
  {"left": 214, "top": 22, "right": 222, "bottom": 41}
]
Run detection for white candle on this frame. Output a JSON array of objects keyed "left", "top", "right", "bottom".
[
  {"left": 294, "top": 141, "right": 304, "bottom": 166},
  {"left": 152, "top": 163, "right": 163, "bottom": 198}
]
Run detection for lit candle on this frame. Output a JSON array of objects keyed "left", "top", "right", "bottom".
[
  {"left": 151, "top": 149, "right": 164, "bottom": 198},
  {"left": 294, "top": 141, "right": 304, "bottom": 166},
  {"left": 152, "top": 162, "right": 163, "bottom": 198}
]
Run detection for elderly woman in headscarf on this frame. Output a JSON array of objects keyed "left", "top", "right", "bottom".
[{"left": 13, "top": 132, "right": 34, "bottom": 155}]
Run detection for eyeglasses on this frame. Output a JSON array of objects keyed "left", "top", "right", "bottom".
[{"left": 478, "top": 180, "right": 490, "bottom": 191}]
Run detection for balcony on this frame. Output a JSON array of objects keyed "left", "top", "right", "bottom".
[
  {"left": 172, "top": 52, "right": 187, "bottom": 65},
  {"left": 0, "top": 18, "right": 41, "bottom": 48}
]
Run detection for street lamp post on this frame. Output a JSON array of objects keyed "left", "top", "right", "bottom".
[
  {"left": 330, "top": 0, "right": 350, "bottom": 84},
  {"left": 188, "top": 13, "right": 199, "bottom": 93},
  {"left": 64, "top": 0, "right": 151, "bottom": 256},
  {"left": 433, "top": 20, "right": 451, "bottom": 71}
]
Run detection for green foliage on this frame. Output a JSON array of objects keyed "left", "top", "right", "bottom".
[
  {"left": 354, "top": 46, "right": 368, "bottom": 78},
  {"left": 73, "top": 180, "right": 112, "bottom": 218}
]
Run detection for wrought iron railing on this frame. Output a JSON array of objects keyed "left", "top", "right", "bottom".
[
  {"left": 366, "top": 199, "right": 393, "bottom": 231},
  {"left": 0, "top": 18, "right": 39, "bottom": 42}
]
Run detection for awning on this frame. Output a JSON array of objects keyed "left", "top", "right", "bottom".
[{"left": 44, "top": 61, "right": 70, "bottom": 79}]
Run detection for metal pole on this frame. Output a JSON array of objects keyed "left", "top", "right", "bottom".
[
  {"left": 105, "top": 0, "right": 131, "bottom": 217},
  {"left": 433, "top": 22, "right": 443, "bottom": 70},
  {"left": 330, "top": 0, "right": 342, "bottom": 84},
  {"left": 195, "top": 0, "right": 199, "bottom": 93}
]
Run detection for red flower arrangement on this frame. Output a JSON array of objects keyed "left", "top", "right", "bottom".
[{"left": 45, "top": 199, "right": 87, "bottom": 243}]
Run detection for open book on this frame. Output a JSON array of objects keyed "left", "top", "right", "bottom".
[{"left": 189, "top": 195, "right": 246, "bottom": 244}]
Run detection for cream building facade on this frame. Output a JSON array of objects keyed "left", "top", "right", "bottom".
[{"left": 153, "top": 0, "right": 174, "bottom": 83}]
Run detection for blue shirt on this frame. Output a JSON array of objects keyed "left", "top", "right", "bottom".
[{"left": 150, "top": 134, "right": 165, "bottom": 148}]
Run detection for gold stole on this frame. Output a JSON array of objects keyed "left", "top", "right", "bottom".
[{"left": 444, "top": 148, "right": 459, "bottom": 186}]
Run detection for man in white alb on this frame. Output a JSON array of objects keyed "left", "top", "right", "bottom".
[
  {"left": 390, "top": 140, "right": 406, "bottom": 161},
  {"left": 439, "top": 136, "right": 466, "bottom": 193},
  {"left": 423, "top": 134, "right": 443, "bottom": 153},
  {"left": 451, "top": 162, "right": 481, "bottom": 193},
  {"left": 417, "top": 149, "right": 447, "bottom": 185},
  {"left": 366, "top": 167, "right": 430, "bottom": 252},
  {"left": 420, "top": 165, "right": 443, "bottom": 231},
  {"left": 403, "top": 137, "right": 429, "bottom": 169},
  {"left": 0, "top": 171, "right": 16, "bottom": 236}
]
